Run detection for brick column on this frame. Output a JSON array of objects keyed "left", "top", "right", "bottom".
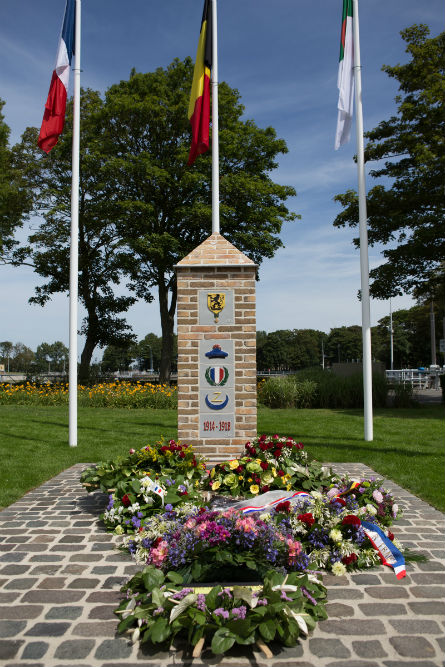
[{"left": 175, "top": 233, "right": 257, "bottom": 462}]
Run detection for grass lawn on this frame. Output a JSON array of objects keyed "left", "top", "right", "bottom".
[{"left": 0, "top": 404, "right": 443, "bottom": 511}]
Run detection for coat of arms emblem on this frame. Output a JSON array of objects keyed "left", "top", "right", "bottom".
[
  {"left": 207, "top": 293, "right": 225, "bottom": 323},
  {"left": 205, "top": 366, "right": 229, "bottom": 386}
]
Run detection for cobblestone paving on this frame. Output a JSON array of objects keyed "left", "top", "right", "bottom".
[{"left": 0, "top": 463, "right": 444, "bottom": 667}]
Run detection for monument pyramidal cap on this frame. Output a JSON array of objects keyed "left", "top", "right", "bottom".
[
  {"left": 175, "top": 232, "right": 257, "bottom": 462},
  {"left": 176, "top": 232, "right": 256, "bottom": 267}
]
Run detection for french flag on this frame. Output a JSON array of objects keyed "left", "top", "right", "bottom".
[{"left": 38, "top": 0, "right": 75, "bottom": 153}]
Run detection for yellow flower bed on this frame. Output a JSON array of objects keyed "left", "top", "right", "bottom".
[{"left": 0, "top": 381, "right": 177, "bottom": 409}]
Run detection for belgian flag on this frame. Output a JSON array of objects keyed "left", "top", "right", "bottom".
[{"left": 187, "top": 0, "right": 212, "bottom": 166}]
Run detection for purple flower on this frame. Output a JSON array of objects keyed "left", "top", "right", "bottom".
[
  {"left": 153, "top": 606, "right": 164, "bottom": 616},
  {"left": 256, "top": 598, "right": 268, "bottom": 606},
  {"left": 106, "top": 495, "right": 114, "bottom": 510},
  {"left": 301, "top": 586, "right": 317, "bottom": 606},
  {"left": 280, "top": 590, "right": 293, "bottom": 602},
  {"left": 171, "top": 588, "right": 193, "bottom": 600},
  {"left": 196, "top": 594, "right": 206, "bottom": 612},
  {"left": 231, "top": 605, "right": 247, "bottom": 620},
  {"left": 218, "top": 588, "right": 233, "bottom": 599},
  {"left": 214, "top": 607, "right": 229, "bottom": 620},
  {"left": 165, "top": 503, "right": 173, "bottom": 512}
]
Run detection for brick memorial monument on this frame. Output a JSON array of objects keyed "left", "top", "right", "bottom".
[{"left": 175, "top": 233, "right": 257, "bottom": 461}]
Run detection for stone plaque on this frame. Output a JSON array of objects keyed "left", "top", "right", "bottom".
[
  {"left": 198, "top": 289, "right": 234, "bottom": 325},
  {"left": 199, "top": 339, "right": 234, "bottom": 439}
]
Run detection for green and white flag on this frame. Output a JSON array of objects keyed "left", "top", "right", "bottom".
[{"left": 335, "top": 0, "right": 354, "bottom": 149}]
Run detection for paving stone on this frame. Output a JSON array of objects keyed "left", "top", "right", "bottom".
[
  {"left": 407, "top": 601, "right": 445, "bottom": 615},
  {"left": 327, "top": 588, "right": 364, "bottom": 600},
  {"left": 325, "top": 602, "right": 355, "bottom": 617},
  {"left": 45, "top": 606, "right": 83, "bottom": 620},
  {"left": 94, "top": 638, "right": 133, "bottom": 660},
  {"left": 389, "top": 636, "right": 436, "bottom": 658},
  {"left": 67, "top": 577, "right": 100, "bottom": 589},
  {"left": 0, "top": 565, "right": 29, "bottom": 575},
  {"left": 0, "top": 639, "right": 24, "bottom": 659},
  {"left": 29, "top": 565, "right": 61, "bottom": 575},
  {"left": 0, "top": 605, "right": 43, "bottom": 620},
  {"left": 21, "top": 590, "right": 85, "bottom": 604},
  {"left": 91, "top": 566, "right": 117, "bottom": 575},
  {"left": 86, "top": 590, "right": 122, "bottom": 603},
  {"left": 54, "top": 639, "right": 95, "bottom": 659},
  {"left": 21, "top": 641, "right": 49, "bottom": 659},
  {"left": 0, "top": 592, "right": 20, "bottom": 603},
  {"left": 87, "top": 605, "right": 117, "bottom": 620},
  {"left": 0, "top": 620, "right": 27, "bottom": 637},
  {"left": 58, "top": 535, "right": 85, "bottom": 544},
  {"left": 309, "top": 638, "right": 350, "bottom": 658},
  {"left": 319, "top": 619, "right": 386, "bottom": 635},
  {"left": 37, "top": 577, "right": 67, "bottom": 589},
  {"left": 351, "top": 573, "right": 382, "bottom": 585},
  {"left": 409, "top": 585, "right": 444, "bottom": 598},
  {"left": 389, "top": 619, "right": 442, "bottom": 635},
  {"left": 352, "top": 639, "right": 388, "bottom": 658},
  {"left": 0, "top": 552, "right": 27, "bottom": 563},
  {"left": 29, "top": 555, "right": 64, "bottom": 562},
  {"left": 358, "top": 602, "right": 408, "bottom": 616},
  {"left": 411, "top": 572, "right": 445, "bottom": 585},
  {"left": 60, "top": 564, "right": 88, "bottom": 574},
  {"left": 4, "top": 577, "right": 38, "bottom": 590},
  {"left": 24, "top": 622, "right": 71, "bottom": 637},
  {"left": 383, "top": 662, "right": 440, "bottom": 667},
  {"left": 72, "top": 621, "right": 117, "bottom": 637},
  {"left": 364, "top": 585, "right": 409, "bottom": 599}
]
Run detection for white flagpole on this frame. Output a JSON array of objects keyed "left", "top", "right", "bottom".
[
  {"left": 211, "top": 0, "right": 220, "bottom": 234},
  {"left": 352, "top": 0, "right": 373, "bottom": 441},
  {"left": 69, "top": 0, "right": 81, "bottom": 447}
]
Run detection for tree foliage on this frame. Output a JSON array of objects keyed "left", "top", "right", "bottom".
[
  {"left": 7, "top": 59, "right": 297, "bottom": 382},
  {"left": 334, "top": 25, "right": 445, "bottom": 299},
  {"left": 0, "top": 99, "right": 33, "bottom": 254}
]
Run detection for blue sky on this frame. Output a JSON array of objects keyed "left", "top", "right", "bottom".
[{"left": 0, "top": 0, "right": 442, "bottom": 358}]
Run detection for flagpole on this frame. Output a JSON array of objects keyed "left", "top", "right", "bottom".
[
  {"left": 69, "top": 0, "right": 81, "bottom": 447},
  {"left": 352, "top": 0, "right": 373, "bottom": 441},
  {"left": 211, "top": 0, "right": 220, "bottom": 235}
]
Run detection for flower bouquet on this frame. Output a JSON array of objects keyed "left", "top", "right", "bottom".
[
  {"left": 204, "top": 434, "right": 333, "bottom": 498},
  {"left": 324, "top": 476, "right": 402, "bottom": 527},
  {"left": 102, "top": 474, "right": 205, "bottom": 534},
  {"left": 115, "top": 566, "right": 328, "bottom": 656},
  {"left": 80, "top": 438, "right": 207, "bottom": 494}
]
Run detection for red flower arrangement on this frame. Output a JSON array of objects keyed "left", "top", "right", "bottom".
[{"left": 297, "top": 512, "right": 315, "bottom": 526}]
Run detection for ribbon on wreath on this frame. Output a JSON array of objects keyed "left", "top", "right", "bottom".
[
  {"left": 361, "top": 519, "right": 406, "bottom": 579},
  {"left": 239, "top": 491, "right": 311, "bottom": 515}
]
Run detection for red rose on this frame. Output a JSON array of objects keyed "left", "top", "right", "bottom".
[
  {"left": 296, "top": 442, "right": 304, "bottom": 450},
  {"left": 274, "top": 449, "right": 282, "bottom": 458},
  {"left": 332, "top": 497, "right": 347, "bottom": 507},
  {"left": 260, "top": 462, "right": 268, "bottom": 471},
  {"left": 277, "top": 469, "right": 285, "bottom": 477},
  {"left": 341, "top": 515, "right": 361, "bottom": 527},
  {"left": 259, "top": 434, "right": 267, "bottom": 442},
  {"left": 121, "top": 494, "right": 131, "bottom": 508},
  {"left": 259, "top": 443, "right": 268, "bottom": 451},
  {"left": 388, "top": 531, "right": 394, "bottom": 541},
  {"left": 260, "top": 485, "right": 270, "bottom": 493},
  {"left": 275, "top": 501, "right": 291, "bottom": 514},
  {"left": 297, "top": 513, "right": 315, "bottom": 526},
  {"left": 179, "top": 452, "right": 186, "bottom": 459},
  {"left": 236, "top": 466, "right": 244, "bottom": 474},
  {"left": 342, "top": 553, "right": 358, "bottom": 565}
]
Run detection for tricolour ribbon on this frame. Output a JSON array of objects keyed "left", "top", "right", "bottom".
[
  {"left": 361, "top": 519, "right": 406, "bottom": 579},
  {"left": 240, "top": 491, "right": 311, "bottom": 515}
]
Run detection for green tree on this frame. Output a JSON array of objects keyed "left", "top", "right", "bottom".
[
  {"left": 9, "top": 343, "right": 35, "bottom": 372},
  {"left": 35, "top": 341, "right": 69, "bottom": 373},
  {"left": 334, "top": 26, "right": 445, "bottom": 299},
  {"left": 0, "top": 341, "right": 13, "bottom": 372},
  {"left": 0, "top": 99, "right": 33, "bottom": 254},
  {"left": 100, "top": 60, "right": 297, "bottom": 380},
  {"left": 7, "top": 91, "right": 138, "bottom": 383},
  {"left": 101, "top": 344, "right": 136, "bottom": 373},
  {"left": 326, "top": 326, "right": 363, "bottom": 364}
]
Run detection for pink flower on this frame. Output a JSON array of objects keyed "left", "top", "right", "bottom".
[
  {"left": 372, "top": 490, "right": 384, "bottom": 504},
  {"left": 327, "top": 488, "right": 340, "bottom": 499},
  {"left": 149, "top": 540, "right": 168, "bottom": 567},
  {"left": 129, "top": 448, "right": 135, "bottom": 455}
]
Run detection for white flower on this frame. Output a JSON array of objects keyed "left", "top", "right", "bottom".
[
  {"left": 311, "top": 491, "right": 322, "bottom": 500},
  {"left": 331, "top": 561, "right": 347, "bottom": 576},
  {"left": 366, "top": 504, "right": 377, "bottom": 516},
  {"left": 329, "top": 529, "right": 342, "bottom": 543},
  {"left": 392, "top": 503, "right": 399, "bottom": 518}
]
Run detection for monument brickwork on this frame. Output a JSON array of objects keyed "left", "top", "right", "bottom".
[{"left": 175, "top": 233, "right": 257, "bottom": 461}]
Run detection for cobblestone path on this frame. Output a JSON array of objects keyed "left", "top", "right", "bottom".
[{"left": 0, "top": 463, "right": 443, "bottom": 667}]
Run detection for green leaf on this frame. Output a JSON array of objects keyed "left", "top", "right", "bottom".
[
  {"left": 169, "top": 593, "right": 198, "bottom": 623},
  {"left": 211, "top": 628, "right": 236, "bottom": 654},
  {"left": 166, "top": 571, "right": 183, "bottom": 585},
  {"left": 150, "top": 617, "right": 171, "bottom": 643},
  {"left": 259, "top": 619, "right": 276, "bottom": 641},
  {"left": 142, "top": 566, "right": 164, "bottom": 591},
  {"left": 117, "top": 615, "right": 135, "bottom": 634}
]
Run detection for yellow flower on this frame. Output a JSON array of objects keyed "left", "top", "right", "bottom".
[
  {"left": 272, "top": 467, "right": 277, "bottom": 478},
  {"left": 238, "top": 476, "right": 243, "bottom": 480},
  {"left": 250, "top": 485, "right": 260, "bottom": 495},
  {"left": 210, "top": 468, "right": 215, "bottom": 479},
  {"left": 248, "top": 477, "right": 253, "bottom": 483},
  {"left": 286, "top": 484, "right": 292, "bottom": 491},
  {"left": 212, "top": 480, "right": 221, "bottom": 490},
  {"left": 229, "top": 459, "right": 239, "bottom": 470}
]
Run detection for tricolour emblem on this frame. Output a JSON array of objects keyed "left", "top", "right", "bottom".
[
  {"left": 205, "top": 366, "right": 229, "bottom": 386},
  {"left": 207, "top": 293, "right": 225, "bottom": 323}
]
